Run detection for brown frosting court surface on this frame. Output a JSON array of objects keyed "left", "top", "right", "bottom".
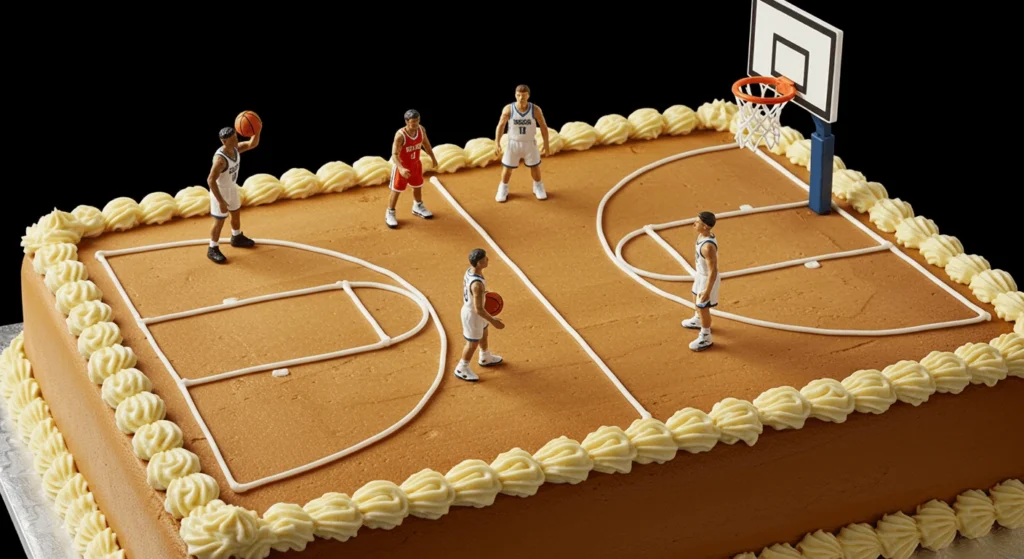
[{"left": 20, "top": 130, "right": 1022, "bottom": 558}]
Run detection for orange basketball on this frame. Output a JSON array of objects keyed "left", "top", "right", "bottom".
[
  {"left": 235, "top": 110, "right": 262, "bottom": 137},
  {"left": 485, "top": 292, "right": 503, "bottom": 315}
]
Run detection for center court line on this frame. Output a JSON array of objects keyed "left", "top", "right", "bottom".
[{"left": 429, "top": 176, "right": 651, "bottom": 419}]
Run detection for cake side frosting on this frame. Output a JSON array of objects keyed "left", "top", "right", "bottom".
[{"left": 13, "top": 101, "right": 1023, "bottom": 559}]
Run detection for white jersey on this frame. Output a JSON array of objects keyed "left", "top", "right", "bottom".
[
  {"left": 215, "top": 147, "right": 240, "bottom": 188},
  {"left": 462, "top": 267, "right": 486, "bottom": 309},
  {"left": 507, "top": 103, "right": 536, "bottom": 142},
  {"left": 695, "top": 234, "right": 718, "bottom": 279}
]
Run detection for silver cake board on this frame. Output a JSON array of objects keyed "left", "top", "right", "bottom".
[{"left": 1, "top": 322, "right": 1020, "bottom": 558}]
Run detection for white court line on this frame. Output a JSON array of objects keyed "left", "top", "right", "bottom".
[
  {"left": 596, "top": 142, "right": 990, "bottom": 335},
  {"left": 644, "top": 227, "right": 696, "bottom": 276},
  {"left": 429, "top": 176, "right": 651, "bottom": 419},
  {"left": 343, "top": 280, "right": 391, "bottom": 344},
  {"left": 95, "top": 238, "right": 447, "bottom": 493}
]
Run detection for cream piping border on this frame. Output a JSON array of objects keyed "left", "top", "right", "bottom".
[{"left": 15, "top": 100, "right": 1024, "bottom": 558}]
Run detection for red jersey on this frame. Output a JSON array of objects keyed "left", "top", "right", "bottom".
[{"left": 398, "top": 127, "right": 423, "bottom": 166}]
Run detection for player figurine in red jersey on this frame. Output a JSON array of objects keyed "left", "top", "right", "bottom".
[{"left": 386, "top": 110, "right": 439, "bottom": 229}]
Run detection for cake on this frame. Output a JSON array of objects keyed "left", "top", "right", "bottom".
[{"left": 3, "top": 93, "right": 1024, "bottom": 559}]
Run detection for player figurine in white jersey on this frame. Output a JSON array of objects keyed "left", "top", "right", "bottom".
[
  {"left": 207, "top": 126, "right": 260, "bottom": 263},
  {"left": 493, "top": 84, "right": 550, "bottom": 202},
  {"left": 455, "top": 248, "right": 505, "bottom": 381},
  {"left": 682, "top": 211, "right": 719, "bottom": 351}
]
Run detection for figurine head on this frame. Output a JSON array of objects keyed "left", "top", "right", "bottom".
[
  {"left": 404, "top": 109, "right": 420, "bottom": 129},
  {"left": 469, "top": 248, "right": 488, "bottom": 269},
  {"left": 219, "top": 127, "right": 238, "bottom": 149},
  {"left": 515, "top": 84, "right": 530, "bottom": 104},
  {"left": 694, "top": 211, "right": 716, "bottom": 235}
]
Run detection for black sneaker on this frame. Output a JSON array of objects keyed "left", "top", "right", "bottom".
[
  {"left": 207, "top": 246, "right": 227, "bottom": 263},
  {"left": 231, "top": 233, "right": 255, "bottom": 248}
]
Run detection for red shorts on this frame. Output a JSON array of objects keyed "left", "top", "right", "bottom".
[{"left": 389, "top": 160, "right": 423, "bottom": 192}]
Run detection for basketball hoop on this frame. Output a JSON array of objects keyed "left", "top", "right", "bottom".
[{"left": 732, "top": 76, "right": 797, "bottom": 151}]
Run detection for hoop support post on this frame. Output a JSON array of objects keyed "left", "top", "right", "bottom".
[{"left": 809, "top": 115, "right": 834, "bottom": 215}]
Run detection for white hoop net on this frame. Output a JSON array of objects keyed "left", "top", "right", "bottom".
[{"left": 733, "top": 81, "right": 791, "bottom": 151}]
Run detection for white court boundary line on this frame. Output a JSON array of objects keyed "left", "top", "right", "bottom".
[
  {"left": 429, "top": 176, "right": 651, "bottom": 419},
  {"left": 95, "top": 238, "right": 447, "bottom": 493},
  {"left": 596, "top": 142, "right": 991, "bottom": 336}
]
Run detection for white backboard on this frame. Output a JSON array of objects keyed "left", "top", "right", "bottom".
[{"left": 748, "top": 0, "right": 843, "bottom": 123}]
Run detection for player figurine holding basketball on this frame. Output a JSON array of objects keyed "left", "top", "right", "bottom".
[
  {"left": 456, "top": 248, "right": 505, "bottom": 382},
  {"left": 207, "top": 111, "right": 261, "bottom": 264},
  {"left": 682, "top": 211, "right": 719, "bottom": 351},
  {"left": 494, "top": 84, "right": 550, "bottom": 202},
  {"left": 386, "top": 110, "right": 439, "bottom": 229}
]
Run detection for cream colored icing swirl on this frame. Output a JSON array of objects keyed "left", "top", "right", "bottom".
[
  {"left": 352, "top": 156, "right": 391, "bottom": 185},
  {"left": 918, "top": 350, "right": 970, "bottom": 394},
  {"left": 166, "top": 472, "right": 221, "bottom": 519},
  {"left": 446, "top": 459, "right": 502, "bottom": 508},
  {"left": 581, "top": 425, "right": 636, "bottom": 474},
  {"left": 78, "top": 321, "right": 123, "bottom": 358},
  {"left": 464, "top": 138, "right": 498, "bottom": 168},
  {"left": 88, "top": 344, "right": 137, "bottom": 384},
  {"left": 147, "top": 448, "right": 201, "bottom": 490},
  {"left": 174, "top": 186, "right": 211, "bottom": 218},
  {"left": 101, "top": 367, "right": 152, "bottom": 408},
  {"left": 733, "top": 553, "right": 757, "bottom": 559},
  {"left": 280, "top": 168, "right": 323, "bottom": 199},
  {"left": 662, "top": 105, "right": 698, "bottom": 136},
  {"left": 797, "top": 529, "right": 843, "bottom": 558},
  {"left": 64, "top": 493, "right": 97, "bottom": 537},
  {"left": 84, "top": 527, "right": 119, "bottom": 558},
  {"left": 913, "top": 499, "right": 957, "bottom": 551},
  {"left": 55, "top": 279, "right": 102, "bottom": 316},
  {"left": 69, "top": 205, "right": 104, "bottom": 238},
  {"left": 840, "top": 369, "right": 897, "bottom": 414},
  {"left": 881, "top": 360, "right": 936, "bottom": 406},
  {"left": 1, "top": 356, "right": 32, "bottom": 400},
  {"left": 45, "top": 260, "right": 89, "bottom": 294},
  {"left": 240, "top": 174, "right": 284, "bottom": 206},
  {"left": 31, "top": 423, "right": 65, "bottom": 475},
  {"left": 29, "top": 416, "right": 62, "bottom": 458},
  {"left": 263, "top": 502, "right": 315, "bottom": 552},
  {"left": 753, "top": 385, "right": 812, "bottom": 429},
  {"left": 316, "top": 161, "right": 357, "bottom": 193},
  {"left": 919, "top": 234, "right": 964, "bottom": 267},
  {"left": 767, "top": 125, "right": 804, "bottom": 155},
  {"left": 1017, "top": 313, "right": 1024, "bottom": 335},
  {"left": 139, "top": 192, "right": 178, "bottom": 225},
  {"left": 990, "top": 479, "right": 1024, "bottom": 528},
  {"left": 786, "top": 139, "right": 811, "bottom": 167},
  {"left": 303, "top": 492, "right": 363, "bottom": 541},
  {"left": 868, "top": 198, "right": 913, "bottom": 233},
  {"left": 894, "top": 216, "right": 938, "bottom": 249},
  {"left": 55, "top": 472, "right": 88, "bottom": 518},
  {"left": 532, "top": 435, "right": 593, "bottom": 484},
  {"left": 954, "top": 489, "right": 996, "bottom": 538},
  {"left": 67, "top": 299, "right": 113, "bottom": 337},
  {"left": 944, "top": 253, "right": 990, "bottom": 285},
  {"left": 709, "top": 398, "right": 762, "bottom": 446},
  {"left": 115, "top": 391, "right": 166, "bottom": 434},
  {"left": 969, "top": 269, "right": 1016, "bottom": 304},
  {"left": 74, "top": 510, "right": 107, "bottom": 554},
  {"left": 132, "top": 419, "right": 184, "bottom": 460},
  {"left": 22, "top": 210, "right": 84, "bottom": 255},
  {"left": 846, "top": 181, "right": 887, "bottom": 213},
  {"left": 954, "top": 342, "right": 1009, "bottom": 387},
  {"left": 627, "top": 108, "right": 664, "bottom": 140},
  {"left": 101, "top": 197, "right": 141, "bottom": 232},
  {"left": 990, "top": 333, "right": 1024, "bottom": 378},
  {"left": 351, "top": 480, "right": 409, "bottom": 530},
  {"left": 43, "top": 452, "right": 77, "bottom": 499},
  {"left": 831, "top": 169, "right": 866, "bottom": 200},
  {"left": 994, "top": 291, "right": 1024, "bottom": 323},
  {"left": 179, "top": 503, "right": 261, "bottom": 559},
  {"left": 559, "top": 121, "right": 597, "bottom": 150},
  {"left": 875, "top": 511, "right": 919, "bottom": 559},
  {"left": 594, "top": 114, "right": 631, "bottom": 145},
  {"left": 696, "top": 100, "right": 737, "bottom": 132},
  {"left": 400, "top": 468, "right": 455, "bottom": 519},
  {"left": 490, "top": 448, "right": 545, "bottom": 497},
  {"left": 624, "top": 417, "right": 677, "bottom": 464},
  {"left": 34, "top": 242, "right": 79, "bottom": 275},
  {"left": 758, "top": 542, "right": 802, "bottom": 558},
  {"left": 7, "top": 378, "right": 40, "bottom": 420},
  {"left": 665, "top": 407, "right": 721, "bottom": 453},
  {"left": 431, "top": 144, "right": 467, "bottom": 174},
  {"left": 535, "top": 126, "right": 564, "bottom": 155},
  {"left": 18, "top": 397, "right": 50, "bottom": 441}
]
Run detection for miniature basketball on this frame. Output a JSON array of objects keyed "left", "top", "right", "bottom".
[
  {"left": 235, "top": 110, "right": 262, "bottom": 137},
  {"left": 485, "top": 292, "right": 503, "bottom": 315}
]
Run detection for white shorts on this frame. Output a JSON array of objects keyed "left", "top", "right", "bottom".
[
  {"left": 210, "top": 183, "right": 241, "bottom": 218},
  {"left": 502, "top": 138, "right": 541, "bottom": 168},
  {"left": 461, "top": 305, "right": 488, "bottom": 341},
  {"left": 692, "top": 275, "right": 720, "bottom": 308}
]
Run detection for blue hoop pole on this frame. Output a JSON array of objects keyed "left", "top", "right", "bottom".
[{"left": 809, "top": 115, "right": 834, "bottom": 215}]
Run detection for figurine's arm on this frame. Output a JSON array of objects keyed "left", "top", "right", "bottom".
[
  {"left": 238, "top": 126, "right": 261, "bottom": 153},
  {"left": 420, "top": 126, "right": 438, "bottom": 169},
  {"left": 494, "top": 104, "right": 511, "bottom": 154},
  {"left": 534, "top": 105, "right": 550, "bottom": 154}
]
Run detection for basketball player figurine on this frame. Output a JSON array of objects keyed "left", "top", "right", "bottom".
[
  {"left": 207, "top": 125, "right": 260, "bottom": 263},
  {"left": 386, "top": 110, "right": 439, "bottom": 229},
  {"left": 682, "top": 211, "right": 719, "bottom": 351},
  {"left": 455, "top": 248, "right": 505, "bottom": 381},
  {"left": 493, "top": 84, "right": 550, "bottom": 202}
]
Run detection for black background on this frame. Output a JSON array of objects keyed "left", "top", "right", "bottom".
[{"left": 1, "top": 1, "right": 1020, "bottom": 555}]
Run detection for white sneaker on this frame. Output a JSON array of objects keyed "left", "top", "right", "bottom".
[
  {"left": 454, "top": 365, "right": 478, "bottom": 382},
  {"left": 689, "top": 331, "right": 713, "bottom": 351},
  {"left": 479, "top": 352, "right": 503, "bottom": 366},
  {"left": 412, "top": 202, "right": 433, "bottom": 219},
  {"left": 496, "top": 184, "right": 509, "bottom": 202},
  {"left": 385, "top": 209, "right": 398, "bottom": 229},
  {"left": 533, "top": 183, "right": 547, "bottom": 200},
  {"left": 681, "top": 315, "right": 701, "bottom": 329}
]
